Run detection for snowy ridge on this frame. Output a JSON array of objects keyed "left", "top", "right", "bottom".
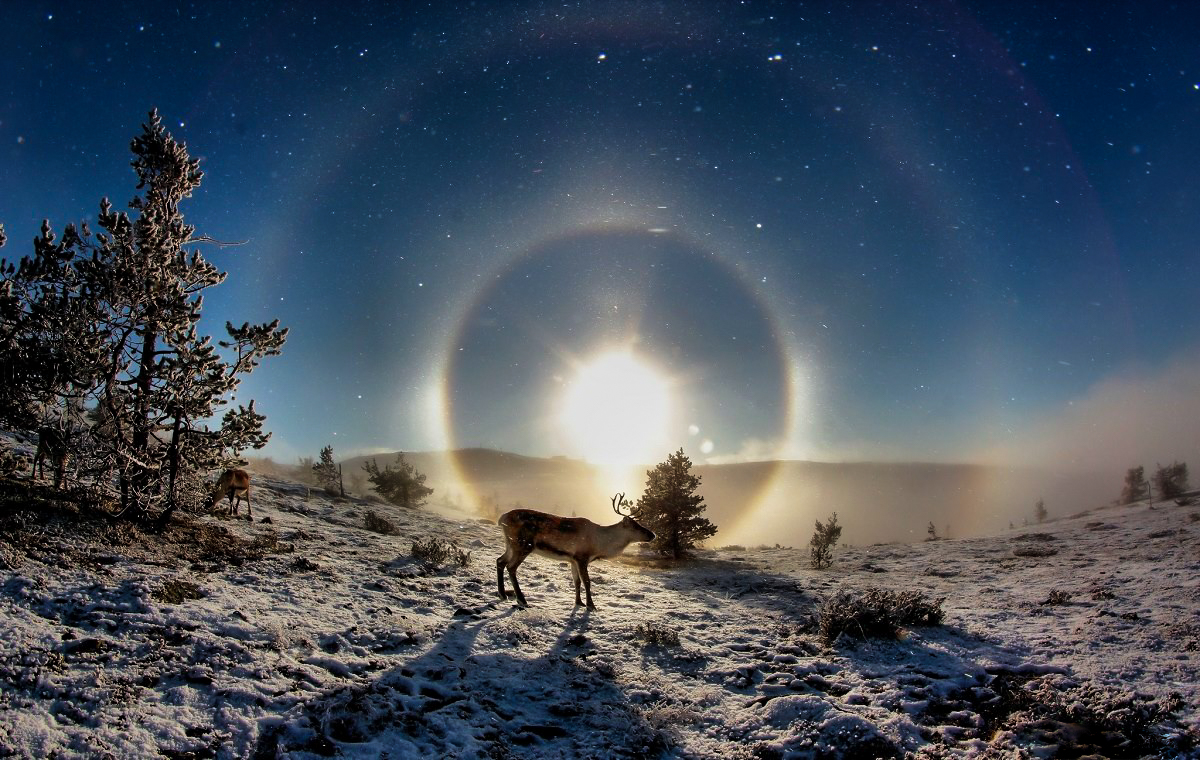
[{"left": 1, "top": 473, "right": 1197, "bottom": 758}]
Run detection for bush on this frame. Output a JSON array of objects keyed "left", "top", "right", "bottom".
[
  {"left": 364, "top": 510, "right": 397, "bottom": 535},
  {"left": 1040, "top": 589, "right": 1072, "bottom": 606},
  {"left": 1006, "top": 679, "right": 1195, "bottom": 757},
  {"left": 818, "top": 587, "right": 944, "bottom": 646},
  {"left": 809, "top": 512, "right": 842, "bottom": 569},
  {"left": 634, "top": 622, "right": 681, "bottom": 648},
  {"left": 1012, "top": 545, "right": 1057, "bottom": 558},
  {"left": 410, "top": 537, "right": 470, "bottom": 570},
  {"left": 153, "top": 579, "right": 203, "bottom": 605}
]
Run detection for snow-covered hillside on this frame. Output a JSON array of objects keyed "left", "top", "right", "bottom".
[{"left": 1, "top": 474, "right": 1197, "bottom": 758}]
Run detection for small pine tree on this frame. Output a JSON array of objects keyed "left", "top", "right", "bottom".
[
  {"left": 313, "top": 445, "right": 342, "bottom": 495},
  {"left": 632, "top": 448, "right": 717, "bottom": 559},
  {"left": 809, "top": 512, "right": 842, "bottom": 569},
  {"left": 1034, "top": 498, "right": 1047, "bottom": 524},
  {"left": 1121, "top": 466, "right": 1148, "bottom": 505},
  {"left": 1152, "top": 461, "right": 1190, "bottom": 500},
  {"left": 926, "top": 521, "right": 938, "bottom": 541},
  {"left": 363, "top": 453, "right": 432, "bottom": 509}
]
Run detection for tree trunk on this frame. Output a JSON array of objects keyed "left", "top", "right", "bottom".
[{"left": 125, "top": 324, "right": 158, "bottom": 514}]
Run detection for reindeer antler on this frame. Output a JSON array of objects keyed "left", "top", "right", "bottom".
[{"left": 611, "top": 492, "right": 631, "bottom": 516}]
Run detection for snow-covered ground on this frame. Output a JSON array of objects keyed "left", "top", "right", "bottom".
[{"left": 1, "top": 472, "right": 1197, "bottom": 759}]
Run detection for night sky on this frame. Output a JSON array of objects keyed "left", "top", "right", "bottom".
[{"left": 2, "top": 2, "right": 1198, "bottom": 471}]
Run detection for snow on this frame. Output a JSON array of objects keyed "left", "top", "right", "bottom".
[{"left": 1, "top": 472, "right": 1197, "bottom": 758}]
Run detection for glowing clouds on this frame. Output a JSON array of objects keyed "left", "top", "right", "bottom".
[{"left": 559, "top": 351, "right": 671, "bottom": 465}]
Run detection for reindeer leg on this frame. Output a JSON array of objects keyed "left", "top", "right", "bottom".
[
  {"left": 496, "top": 551, "right": 509, "bottom": 600},
  {"left": 505, "top": 551, "right": 530, "bottom": 607},
  {"left": 579, "top": 560, "right": 595, "bottom": 610},
  {"left": 569, "top": 559, "right": 584, "bottom": 606},
  {"left": 244, "top": 491, "right": 252, "bottom": 521}
]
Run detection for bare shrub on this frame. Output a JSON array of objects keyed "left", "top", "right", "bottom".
[
  {"left": 153, "top": 579, "right": 203, "bottom": 605},
  {"left": 818, "top": 587, "right": 944, "bottom": 646},
  {"left": 634, "top": 622, "right": 681, "bottom": 648},
  {"left": 0, "top": 449, "right": 29, "bottom": 479},
  {"left": 1012, "top": 545, "right": 1058, "bottom": 557},
  {"left": 1040, "top": 589, "right": 1072, "bottom": 606},
  {"left": 638, "top": 700, "right": 702, "bottom": 742},
  {"left": 410, "top": 537, "right": 470, "bottom": 570},
  {"left": 364, "top": 510, "right": 397, "bottom": 535},
  {"left": 246, "top": 529, "right": 293, "bottom": 558},
  {"left": 1006, "top": 678, "right": 1195, "bottom": 757},
  {"left": 291, "top": 556, "right": 320, "bottom": 572}
]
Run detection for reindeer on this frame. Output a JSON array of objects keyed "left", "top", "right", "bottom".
[
  {"left": 497, "top": 493, "right": 655, "bottom": 610},
  {"left": 209, "top": 469, "right": 252, "bottom": 520},
  {"left": 31, "top": 427, "right": 71, "bottom": 489}
]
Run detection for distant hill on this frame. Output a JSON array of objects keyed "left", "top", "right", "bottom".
[{"left": 332, "top": 448, "right": 1113, "bottom": 548}]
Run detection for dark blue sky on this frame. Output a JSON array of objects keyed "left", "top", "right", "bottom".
[{"left": 2, "top": 1, "right": 1197, "bottom": 467}]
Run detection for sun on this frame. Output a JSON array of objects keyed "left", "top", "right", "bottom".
[{"left": 559, "top": 351, "right": 672, "bottom": 465}]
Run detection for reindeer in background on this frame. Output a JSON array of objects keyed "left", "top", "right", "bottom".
[
  {"left": 31, "top": 427, "right": 71, "bottom": 489},
  {"left": 209, "top": 469, "right": 252, "bottom": 520}
]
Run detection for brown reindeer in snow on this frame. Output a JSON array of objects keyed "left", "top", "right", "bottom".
[
  {"left": 497, "top": 493, "right": 654, "bottom": 609},
  {"left": 209, "top": 469, "right": 252, "bottom": 520}
]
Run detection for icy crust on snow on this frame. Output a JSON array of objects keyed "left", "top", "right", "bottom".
[{"left": 1, "top": 473, "right": 1198, "bottom": 758}]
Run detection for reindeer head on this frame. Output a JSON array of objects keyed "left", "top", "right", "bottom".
[{"left": 611, "top": 492, "right": 655, "bottom": 542}]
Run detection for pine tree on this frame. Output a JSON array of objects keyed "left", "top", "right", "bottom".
[
  {"left": 363, "top": 453, "right": 432, "bottom": 508},
  {"left": 313, "top": 445, "right": 342, "bottom": 495},
  {"left": 1034, "top": 498, "right": 1047, "bottom": 524},
  {"left": 1121, "top": 466, "right": 1147, "bottom": 505},
  {"left": 1152, "top": 461, "right": 1190, "bottom": 500},
  {"left": 632, "top": 448, "right": 717, "bottom": 559},
  {"left": 809, "top": 512, "right": 842, "bottom": 570},
  {"left": 0, "top": 111, "right": 287, "bottom": 518}
]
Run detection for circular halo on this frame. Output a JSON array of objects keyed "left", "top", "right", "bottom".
[{"left": 438, "top": 227, "right": 796, "bottom": 526}]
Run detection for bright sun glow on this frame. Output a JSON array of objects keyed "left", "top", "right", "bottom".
[{"left": 560, "top": 351, "right": 671, "bottom": 465}]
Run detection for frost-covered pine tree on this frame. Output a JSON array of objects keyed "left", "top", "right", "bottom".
[
  {"left": 313, "top": 445, "right": 343, "bottom": 495},
  {"left": 0, "top": 220, "right": 109, "bottom": 431},
  {"left": 632, "top": 448, "right": 717, "bottom": 559},
  {"left": 0, "top": 111, "right": 287, "bottom": 518}
]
